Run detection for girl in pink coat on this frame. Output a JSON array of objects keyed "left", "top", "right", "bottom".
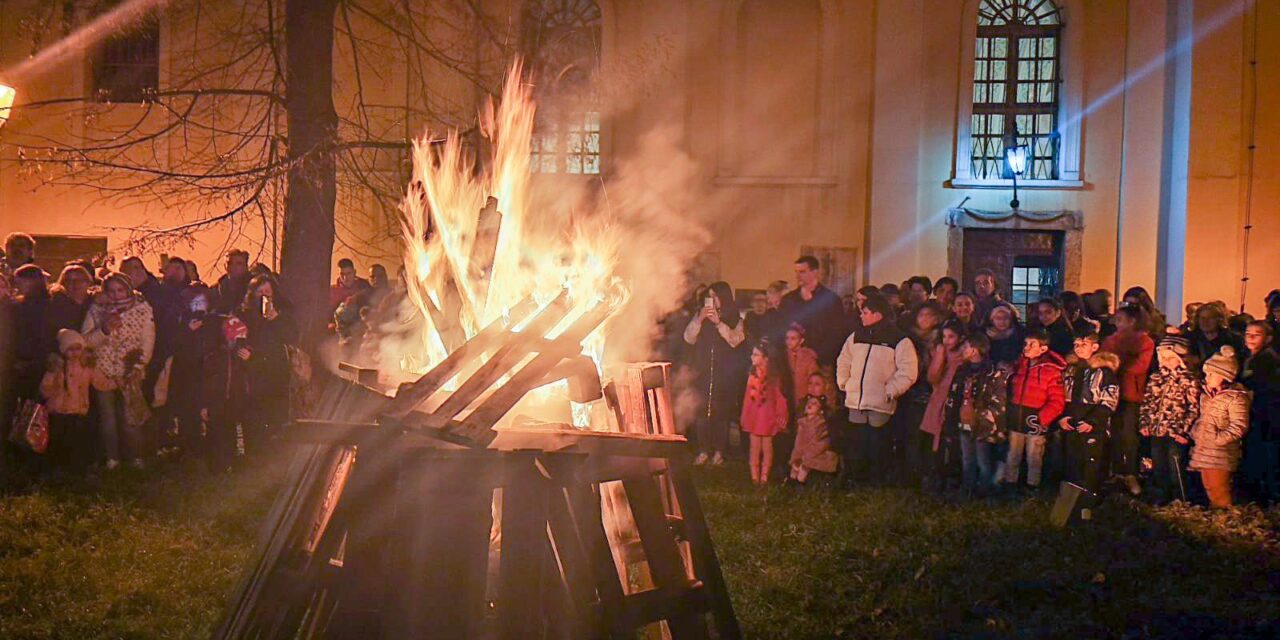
[{"left": 741, "top": 341, "right": 790, "bottom": 485}]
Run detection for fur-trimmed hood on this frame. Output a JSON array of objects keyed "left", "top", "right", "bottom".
[{"left": 1089, "top": 351, "right": 1121, "bottom": 372}]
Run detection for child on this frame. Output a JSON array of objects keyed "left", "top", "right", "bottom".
[
  {"left": 790, "top": 395, "right": 839, "bottom": 484},
  {"left": 1139, "top": 334, "right": 1201, "bottom": 502},
  {"left": 1102, "top": 306, "right": 1156, "bottom": 495},
  {"left": 945, "top": 333, "right": 1009, "bottom": 492},
  {"left": 1058, "top": 332, "right": 1120, "bottom": 514},
  {"left": 1188, "top": 346, "right": 1252, "bottom": 508},
  {"left": 39, "top": 329, "right": 95, "bottom": 474},
  {"left": 1004, "top": 328, "right": 1066, "bottom": 488},
  {"left": 918, "top": 319, "right": 966, "bottom": 490},
  {"left": 741, "top": 341, "right": 789, "bottom": 485},
  {"left": 785, "top": 324, "right": 820, "bottom": 409}
]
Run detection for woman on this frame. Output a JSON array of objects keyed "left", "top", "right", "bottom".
[
  {"left": 986, "top": 302, "right": 1026, "bottom": 366},
  {"left": 918, "top": 318, "right": 966, "bottom": 490},
  {"left": 901, "top": 302, "right": 943, "bottom": 483},
  {"left": 236, "top": 274, "right": 298, "bottom": 453},
  {"left": 1121, "top": 286, "right": 1167, "bottom": 341},
  {"left": 953, "top": 292, "right": 982, "bottom": 334},
  {"left": 1188, "top": 303, "right": 1245, "bottom": 369},
  {"left": 683, "top": 281, "right": 745, "bottom": 466},
  {"left": 83, "top": 272, "right": 154, "bottom": 470},
  {"left": 46, "top": 264, "right": 94, "bottom": 336}
]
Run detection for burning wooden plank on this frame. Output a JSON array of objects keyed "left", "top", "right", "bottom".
[{"left": 468, "top": 196, "right": 503, "bottom": 306}]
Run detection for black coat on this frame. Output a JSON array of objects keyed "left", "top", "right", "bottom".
[
  {"left": 1243, "top": 348, "right": 1280, "bottom": 440},
  {"left": 684, "top": 316, "right": 745, "bottom": 425},
  {"left": 780, "top": 285, "right": 848, "bottom": 368}
]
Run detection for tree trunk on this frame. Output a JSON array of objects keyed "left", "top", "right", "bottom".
[{"left": 281, "top": 0, "right": 339, "bottom": 345}]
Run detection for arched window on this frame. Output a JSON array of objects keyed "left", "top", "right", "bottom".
[
  {"left": 970, "top": 0, "right": 1063, "bottom": 181},
  {"left": 522, "top": 0, "right": 602, "bottom": 175}
]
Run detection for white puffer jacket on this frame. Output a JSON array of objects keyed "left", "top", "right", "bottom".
[{"left": 836, "top": 320, "right": 919, "bottom": 417}]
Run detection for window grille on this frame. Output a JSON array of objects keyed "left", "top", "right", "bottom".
[
  {"left": 93, "top": 16, "right": 160, "bottom": 103},
  {"left": 522, "top": 0, "right": 602, "bottom": 175}
]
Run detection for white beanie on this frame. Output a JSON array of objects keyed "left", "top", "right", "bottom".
[{"left": 57, "top": 329, "right": 85, "bottom": 354}]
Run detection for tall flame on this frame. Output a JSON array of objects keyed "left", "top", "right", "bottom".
[{"left": 398, "top": 61, "right": 626, "bottom": 420}]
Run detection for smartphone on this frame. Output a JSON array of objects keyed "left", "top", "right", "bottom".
[
  {"left": 703, "top": 296, "right": 715, "bottom": 310},
  {"left": 261, "top": 295, "right": 273, "bottom": 317}
]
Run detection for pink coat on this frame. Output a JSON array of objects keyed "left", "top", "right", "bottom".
[{"left": 741, "top": 366, "right": 789, "bottom": 437}]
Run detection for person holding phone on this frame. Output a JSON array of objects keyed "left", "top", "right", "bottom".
[
  {"left": 684, "top": 281, "right": 746, "bottom": 466},
  {"left": 236, "top": 274, "right": 297, "bottom": 454}
]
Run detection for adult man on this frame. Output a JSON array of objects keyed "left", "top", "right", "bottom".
[
  {"left": 147, "top": 257, "right": 193, "bottom": 447},
  {"left": 904, "top": 276, "right": 933, "bottom": 308},
  {"left": 213, "top": 249, "right": 251, "bottom": 314},
  {"left": 836, "top": 295, "right": 919, "bottom": 484},
  {"left": 120, "top": 256, "right": 161, "bottom": 306},
  {"left": 780, "top": 256, "right": 848, "bottom": 368},
  {"left": 972, "top": 268, "right": 1004, "bottom": 327},
  {"left": 933, "top": 277, "right": 959, "bottom": 312},
  {"left": 2, "top": 232, "right": 36, "bottom": 277},
  {"left": 330, "top": 257, "right": 372, "bottom": 313},
  {"left": 1035, "top": 298, "right": 1077, "bottom": 357}
]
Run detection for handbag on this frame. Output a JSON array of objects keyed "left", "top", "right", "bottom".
[{"left": 8, "top": 399, "right": 50, "bottom": 454}]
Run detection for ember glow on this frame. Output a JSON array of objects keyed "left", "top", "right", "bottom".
[{"left": 397, "top": 61, "right": 626, "bottom": 426}]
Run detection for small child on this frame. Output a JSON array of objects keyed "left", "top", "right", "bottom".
[
  {"left": 785, "top": 324, "right": 820, "bottom": 410},
  {"left": 1188, "top": 346, "right": 1252, "bottom": 508},
  {"left": 1058, "top": 332, "right": 1120, "bottom": 515},
  {"left": 39, "top": 329, "right": 95, "bottom": 473},
  {"left": 790, "top": 394, "right": 839, "bottom": 484},
  {"left": 1004, "top": 328, "right": 1066, "bottom": 488},
  {"left": 740, "top": 341, "right": 789, "bottom": 485},
  {"left": 1139, "top": 334, "right": 1201, "bottom": 502},
  {"left": 945, "top": 333, "right": 1009, "bottom": 492}
]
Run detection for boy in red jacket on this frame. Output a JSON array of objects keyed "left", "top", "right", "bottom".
[
  {"left": 1102, "top": 306, "right": 1156, "bottom": 496},
  {"left": 1003, "top": 328, "right": 1067, "bottom": 488}
]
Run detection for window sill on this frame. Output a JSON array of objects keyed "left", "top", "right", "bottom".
[{"left": 948, "top": 178, "right": 1085, "bottom": 190}]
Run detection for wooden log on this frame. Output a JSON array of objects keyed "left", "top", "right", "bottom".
[
  {"left": 469, "top": 196, "right": 503, "bottom": 306},
  {"left": 382, "top": 295, "right": 538, "bottom": 420},
  {"left": 533, "top": 354, "right": 604, "bottom": 403},
  {"left": 416, "top": 290, "right": 571, "bottom": 430},
  {"left": 453, "top": 301, "right": 616, "bottom": 445},
  {"left": 489, "top": 426, "right": 688, "bottom": 458}
]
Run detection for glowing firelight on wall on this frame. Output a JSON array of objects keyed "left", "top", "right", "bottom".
[{"left": 0, "top": 83, "right": 15, "bottom": 129}]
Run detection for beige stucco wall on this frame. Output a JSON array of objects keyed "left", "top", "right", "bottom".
[{"left": 2, "top": 0, "right": 1276, "bottom": 314}]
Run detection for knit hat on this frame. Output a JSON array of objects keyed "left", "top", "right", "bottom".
[
  {"left": 57, "top": 328, "right": 85, "bottom": 353},
  {"left": 1203, "top": 345, "right": 1239, "bottom": 382},
  {"left": 1157, "top": 333, "right": 1190, "bottom": 356}
]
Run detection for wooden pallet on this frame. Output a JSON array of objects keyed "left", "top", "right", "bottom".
[{"left": 215, "top": 293, "right": 740, "bottom": 639}]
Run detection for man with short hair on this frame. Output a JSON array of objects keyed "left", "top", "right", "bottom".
[
  {"left": 781, "top": 256, "right": 848, "bottom": 368},
  {"left": 973, "top": 268, "right": 1004, "bottom": 326},
  {"left": 120, "top": 256, "right": 161, "bottom": 306},
  {"left": 213, "top": 249, "right": 251, "bottom": 314},
  {"left": 904, "top": 276, "right": 933, "bottom": 308},
  {"left": 836, "top": 295, "right": 919, "bottom": 484},
  {"left": 2, "top": 232, "right": 36, "bottom": 278},
  {"left": 933, "top": 277, "right": 959, "bottom": 312},
  {"left": 330, "top": 257, "right": 372, "bottom": 313}
]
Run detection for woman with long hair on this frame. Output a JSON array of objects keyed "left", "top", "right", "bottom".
[
  {"left": 1121, "top": 286, "right": 1167, "bottom": 340},
  {"left": 683, "top": 281, "right": 746, "bottom": 466},
  {"left": 236, "top": 274, "right": 297, "bottom": 453}
]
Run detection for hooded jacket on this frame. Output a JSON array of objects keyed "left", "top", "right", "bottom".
[
  {"left": 1008, "top": 350, "right": 1067, "bottom": 434},
  {"left": 1061, "top": 352, "right": 1120, "bottom": 432},
  {"left": 1189, "top": 384, "right": 1252, "bottom": 471},
  {"left": 1102, "top": 329, "right": 1155, "bottom": 402},
  {"left": 836, "top": 319, "right": 918, "bottom": 416},
  {"left": 1140, "top": 364, "right": 1201, "bottom": 439}
]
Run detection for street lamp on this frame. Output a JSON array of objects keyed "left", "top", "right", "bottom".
[
  {"left": 1004, "top": 134, "right": 1028, "bottom": 210},
  {"left": 0, "top": 83, "right": 15, "bottom": 129}
]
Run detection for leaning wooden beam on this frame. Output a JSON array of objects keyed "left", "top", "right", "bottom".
[
  {"left": 531, "top": 354, "right": 604, "bottom": 403},
  {"left": 382, "top": 295, "right": 538, "bottom": 420},
  {"left": 451, "top": 301, "right": 616, "bottom": 445},
  {"left": 414, "top": 290, "right": 571, "bottom": 431},
  {"left": 468, "top": 196, "right": 503, "bottom": 306}
]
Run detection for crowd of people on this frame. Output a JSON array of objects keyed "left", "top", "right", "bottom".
[
  {"left": 0, "top": 233, "right": 303, "bottom": 480},
  {"left": 661, "top": 256, "right": 1280, "bottom": 512},
  {"left": 3, "top": 229, "right": 1279, "bottom": 514}
]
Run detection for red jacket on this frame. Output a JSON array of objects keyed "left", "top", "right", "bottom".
[
  {"left": 1102, "top": 329, "right": 1155, "bottom": 402},
  {"left": 1010, "top": 351, "right": 1067, "bottom": 428}
]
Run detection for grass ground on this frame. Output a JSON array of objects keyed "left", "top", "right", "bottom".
[{"left": 1, "top": 457, "right": 1278, "bottom": 639}]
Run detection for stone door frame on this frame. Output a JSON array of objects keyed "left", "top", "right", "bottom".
[{"left": 945, "top": 208, "right": 1084, "bottom": 292}]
